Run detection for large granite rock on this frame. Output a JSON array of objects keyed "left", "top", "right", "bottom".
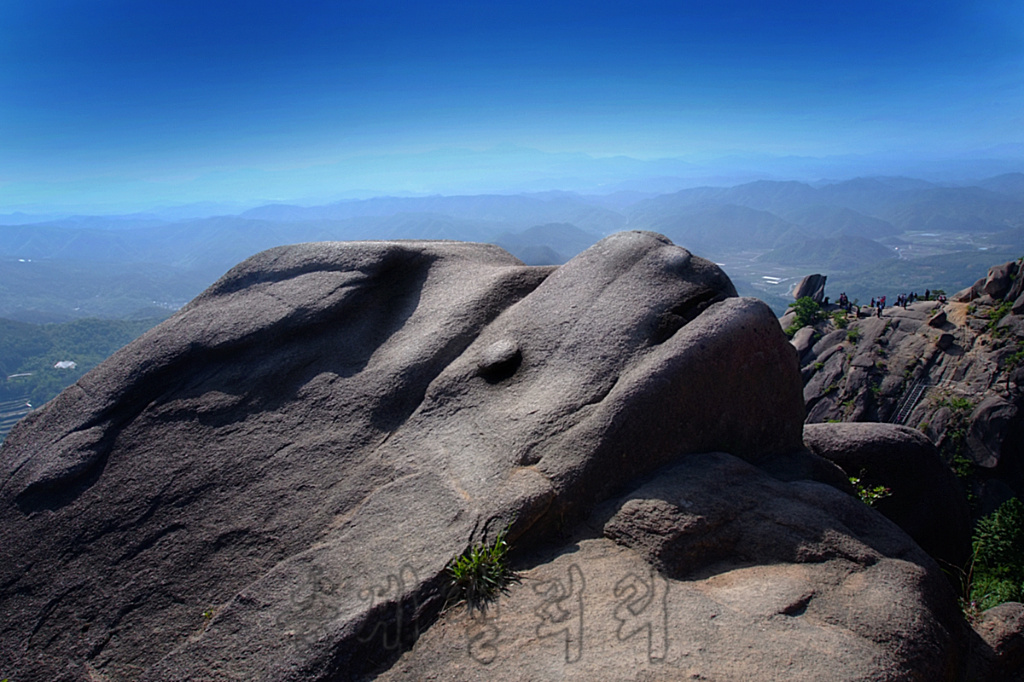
[
  {"left": 803, "top": 422, "right": 972, "bottom": 569},
  {"left": 792, "top": 273, "right": 827, "bottom": 303},
  {"left": 379, "top": 452, "right": 963, "bottom": 681},
  {"left": 984, "top": 261, "right": 1019, "bottom": 300},
  {"left": 795, "top": 266, "right": 1024, "bottom": 510},
  {"left": 0, "top": 232, "right": 965, "bottom": 680}
]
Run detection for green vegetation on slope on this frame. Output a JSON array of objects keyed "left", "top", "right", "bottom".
[
  {"left": 0, "top": 316, "right": 162, "bottom": 412},
  {"left": 784, "top": 296, "right": 822, "bottom": 337},
  {"left": 970, "top": 497, "right": 1024, "bottom": 611},
  {"left": 759, "top": 234, "right": 897, "bottom": 269}
]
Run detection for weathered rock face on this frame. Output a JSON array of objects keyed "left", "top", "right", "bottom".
[
  {"left": 803, "top": 422, "right": 971, "bottom": 569},
  {"left": 795, "top": 260, "right": 1024, "bottom": 515},
  {"left": 1, "top": 232, "right": 835, "bottom": 681},
  {"left": 970, "top": 602, "right": 1024, "bottom": 680},
  {"left": 790, "top": 259, "right": 1024, "bottom": 678},
  {"left": 379, "top": 453, "right": 962, "bottom": 681},
  {"left": 792, "top": 273, "right": 827, "bottom": 303}
]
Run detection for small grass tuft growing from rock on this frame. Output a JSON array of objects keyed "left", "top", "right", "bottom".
[{"left": 445, "top": 525, "right": 519, "bottom": 612}]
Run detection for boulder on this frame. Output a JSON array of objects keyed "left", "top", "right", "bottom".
[
  {"left": 803, "top": 422, "right": 972, "bottom": 569},
  {"left": 997, "top": 313, "right": 1024, "bottom": 339},
  {"left": 808, "top": 328, "right": 846, "bottom": 359},
  {"left": 0, "top": 233, "right": 813, "bottom": 682},
  {"left": 968, "top": 396, "right": 1021, "bottom": 469},
  {"left": 379, "top": 453, "right": 963, "bottom": 681},
  {"left": 1009, "top": 267, "right": 1024, "bottom": 304},
  {"left": 971, "top": 602, "right": 1024, "bottom": 681},
  {"left": 789, "top": 326, "right": 816, "bottom": 360},
  {"left": 984, "top": 261, "right": 1019, "bottom": 300},
  {"left": 792, "top": 273, "right": 827, "bottom": 303}
]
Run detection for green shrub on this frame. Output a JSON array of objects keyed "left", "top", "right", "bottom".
[
  {"left": 988, "top": 300, "right": 1013, "bottom": 332},
  {"left": 846, "top": 328, "right": 861, "bottom": 343},
  {"left": 941, "top": 396, "right": 974, "bottom": 413},
  {"left": 785, "top": 297, "right": 822, "bottom": 337},
  {"left": 970, "top": 497, "right": 1024, "bottom": 611},
  {"left": 849, "top": 473, "right": 892, "bottom": 506}
]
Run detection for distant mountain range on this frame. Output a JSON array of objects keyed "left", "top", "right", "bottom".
[
  {"left": 6, "top": 145, "right": 1024, "bottom": 215},
  {"left": 1, "top": 173, "right": 1022, "bottom": 321}
]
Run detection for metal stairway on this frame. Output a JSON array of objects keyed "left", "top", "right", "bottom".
[{"left": 890, "top": 380, "right": 930, "bottom": 425}]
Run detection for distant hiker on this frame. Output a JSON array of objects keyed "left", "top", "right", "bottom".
[
  {"left": 925, "top": 289, "right": 930, "bottom": 301},
  {"left": 870, "top": 297, "right": 876, "bottom": 307}
]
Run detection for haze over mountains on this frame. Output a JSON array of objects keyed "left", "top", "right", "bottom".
[
  {"left": 1, "top": 172, "right": 1023, "bottom": 323},
  {"left": 7, "top": 145, "right": 1024, "bottom": 217}
]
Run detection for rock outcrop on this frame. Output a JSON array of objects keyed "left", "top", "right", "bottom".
[
  {"left": 381, "top": 452, "right": 961, "bottom": 681},
  {"left": 792, "top": 257, "right": 1024, "bottom": 679},
  {"left": 971, "top": 602, "right": 1024, "bottom": 680},
  {"left": 804, "top": 422, "right": 971, "bottom": 569},
  {"left": 796, "top": 258, "right": 1024, "bottom": 517},
  {"left": 0, "top": 233, "right": 969, "bottom": 680},
  {"left": 792, "top": 273, "right": 827, "bottom": 303}
]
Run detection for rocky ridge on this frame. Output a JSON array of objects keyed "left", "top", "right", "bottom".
[
  {"left": 0, "top": 232, "right": 996, "bottom": 680},
  {"left": 791, "top": 257, "right": 1024, "bottom": 518},
  {"left": 789, "top": 258, "right": 1024, "bottom": 680}
]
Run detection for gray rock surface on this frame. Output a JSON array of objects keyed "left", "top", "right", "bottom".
[
  {"left": 789, "top": 325, "right": 816, "bottom": 360},
  {"left": 0, "top": 233, "right": 816, "bottom": 681},
  {"left": 378, "top": 452, "right": 963, "bottom": 681},
  {"left": 985, "top": 261, "right": 1019, "bottom": 300},
  {"left": 795, "top": 278, "right": 1024, "bottom": 511},
  {"left": 785, "top": 257, "right": 1024, "bottom": 679},
  {"left": 792, "top": 273, "right": 826, "bottom": 303},
  {"left": 929, "top": 310, "right": 948, "bottom": 328},
  {"left": 968, "top": 396, "right": 1020, "bottom": 469},
  {"left": 971, "top": 602, "right": 1024, "bottom": 681},
  {"left": 803, "top": 422, "right": 971, "bottom": 569}
]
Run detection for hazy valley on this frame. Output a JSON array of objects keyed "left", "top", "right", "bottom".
[{"left": 3, "top": 173, "right": 1023, "bottom": 323}]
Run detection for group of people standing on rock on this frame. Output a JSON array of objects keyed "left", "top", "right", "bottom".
[
  {"left": 819, "top": 289, "right": 948, "bottom": 321},
  {"left": 859, "top": 290, "right": 944, "bottom": 317}
]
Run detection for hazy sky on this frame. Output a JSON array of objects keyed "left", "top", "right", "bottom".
[{"left": 2, "top": 0, "right": 1023, "bottom": 210}]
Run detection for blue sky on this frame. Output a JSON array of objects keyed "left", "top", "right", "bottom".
[{"left": 2, "top": 0, "right": 1023, "bottom": 211}]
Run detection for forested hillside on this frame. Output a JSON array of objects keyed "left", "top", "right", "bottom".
[{"left": 0, "top": 317, "right": 163, "bottom": 440}]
